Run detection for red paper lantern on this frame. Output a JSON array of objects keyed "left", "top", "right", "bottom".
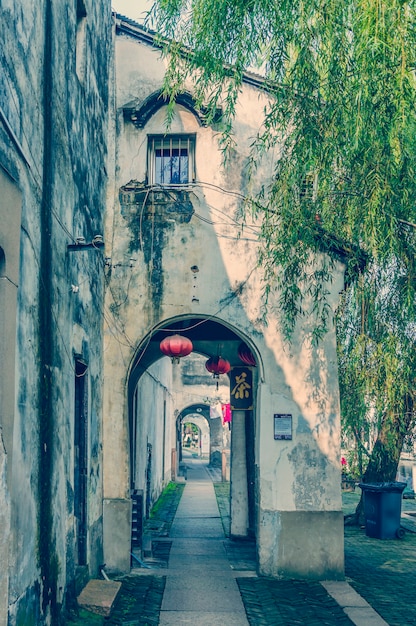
[
  {"left": 205, "top": 356, "right": 231, "bottom": 378},
  {"left": 160, "top": 334, "right": 193, "bottom": 364},
  {"left": 237, "top": 342, "right": 256, "bottom": 366}
]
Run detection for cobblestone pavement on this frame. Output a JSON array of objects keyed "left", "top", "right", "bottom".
[
  {"left": 341, "top": 490, "right": 416, "bottom": 625},
  {"left": 105, "top": 576, "right": 166, "bottom": 626},
  {"left": 344, "top": 525, "right": 416, "bottom": 626},
  {"left": 237, "top": 578, "right": 355, "bottom": 626},
  {"left": 229, "top": 487, "right": 416, "bottom": 626},
  {"left": 70, "top": 482, "right": 416, "bottom": 624}
]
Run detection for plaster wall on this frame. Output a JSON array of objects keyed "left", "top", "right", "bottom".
[
  {"left": 104, "top": 358, "right": 174, "bottom": 573},
  {"left": 0, "top": 435, "right": 9, "bottom": 626},
  {"left": 104, "top": 25, "right": 345, "bottom": 578},
  {"left": 0, "top": 168, "right": 21, "bottom": 626},
  {"left": 0, "top": 1, "right": 112, "bottom": 622},
  {"left": 132, "top": 359, "right": 173, "bottom": 495}
]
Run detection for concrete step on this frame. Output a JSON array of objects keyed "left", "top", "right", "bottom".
[{"left": 77, "top": 579, "right": 122, "bottom": 617}]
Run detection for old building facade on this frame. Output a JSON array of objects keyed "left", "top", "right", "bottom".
[
  {"left": 0, "top": 1, "right": 112, "bottom": 623},
  {"left": 1, "top": 6, "right": 346, "bottom": 624},
  {"left": 103, "top": 16, "right": 345, "bottom": 581}
]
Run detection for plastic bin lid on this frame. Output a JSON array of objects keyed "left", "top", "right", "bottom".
[{"left": 358, "top": 481, "right": 407, "bottom": 492}]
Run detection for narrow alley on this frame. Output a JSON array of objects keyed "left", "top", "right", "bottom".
[
  {"left": 71, "top": 453, "right": 416, "bottom": 625},
  {"left": 158, "top": 456, "right": 252, "bottom": 625}
]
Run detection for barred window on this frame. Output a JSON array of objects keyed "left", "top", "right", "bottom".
[{"left": 147, "top": 135, "right": 196, "bottom": 185}]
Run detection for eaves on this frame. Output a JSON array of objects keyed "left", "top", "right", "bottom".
[{"left": 113, "top": 12, "right": 266, "bottom": 91}]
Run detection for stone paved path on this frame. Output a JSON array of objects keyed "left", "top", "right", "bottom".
[
  {"left": 71, "top": 460, "right": 416, "bottom": 624},
  {"left": 158, "top": 458, "right": 250, "bottom": 625}
]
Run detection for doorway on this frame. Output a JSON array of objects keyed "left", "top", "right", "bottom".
[{"left": 74, "top": 357, "right": 88, "bottom": 566}]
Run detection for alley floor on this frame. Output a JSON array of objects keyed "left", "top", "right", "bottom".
[{"left": 70, "top": 459, "right": 416, "bottom": 625}]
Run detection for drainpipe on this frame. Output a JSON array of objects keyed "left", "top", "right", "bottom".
[{"left": 38, "top": 0, "right": 59, "bottom": 618}]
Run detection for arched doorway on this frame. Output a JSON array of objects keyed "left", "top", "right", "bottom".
[
  {"left": 181, "top": 414, "right": 209, "bottom": 458},
  {"left": 125, "top": 315, "right": 259, "bottom": 559},
  {"left": 103, "top": 306, "right": 345, "bottom": 580},
  {"left": 176, "top": 403, "right": 223, "bottom": 465}
]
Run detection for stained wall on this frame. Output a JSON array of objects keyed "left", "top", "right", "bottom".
[
  {"left": 104, "top": 18, "right": 345, "bottom": 580},
  {"left": 0, "top": 1, "right": 113, "bottom": 622}
]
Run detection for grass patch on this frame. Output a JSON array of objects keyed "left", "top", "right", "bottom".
[
  {"left": 214, "top": 482, "right": 231, "bottom": 537},
  {"left": 67, "top": 608, "right": 105, "bottom": 625},
  {"left": 149, "top": 482, "right": 184, "bottom": 519}
]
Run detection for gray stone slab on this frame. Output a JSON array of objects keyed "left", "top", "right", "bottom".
[
  {"left": 321, "top": 581, "right": 371, "bottom": 608},
  {"left": 169, "top": 538, "right": 226, "bottom": 555},
  {"left": 159, "top": 611, "right": 249, "bottom": 625},
  {"left": 174, "top": 508, "right": 219, "bottom": 516},
  {"left": 168, "top": 556, "right": 233, "bottom": 571},
  {"left": 157, "top": 461, "right": 250, "bottom": 624},
  {"left": 163, "top": 574, "right": 238, "bottom": 592},
  {"left": 344, "top": 607, "right": 389, "bottom": 626},
  {"left": 175, "top": 505, "right": 221, "bottom": 516},
  {"left": 77, "top": 579, "right": 122, "bottom": 617},
  {"left": 162, "top": 585, "right": 246, "bottom": 612},
  {"left": 171, "top": 511, "right": 222, "bottom": 521},
  {"left": 322, "top": 581, "right": 389, "bottom": 626},
  {"left": 169, "top": 528, "right": 223, "bottom": 536},
  {"left": 172, "top": 510, "right": 221, "bottom": 519}
]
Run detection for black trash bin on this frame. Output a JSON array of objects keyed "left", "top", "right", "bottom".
[{"left": 359, "top": 482, "right": 407, "bottom": 539}]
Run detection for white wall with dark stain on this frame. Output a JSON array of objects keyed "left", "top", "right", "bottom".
[{"left": 104, "top": 18, "right": 345, "bottom": 580}]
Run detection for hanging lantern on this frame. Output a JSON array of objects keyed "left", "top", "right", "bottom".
[
  {"left": 237, "top": 342, "right": 256, "bottom": 366},
  {"left": 205, "top": 355, "right": 231, "bottom": 389},
  {"left": 160, "top": 334, "right": 193, "bottom": 364}
]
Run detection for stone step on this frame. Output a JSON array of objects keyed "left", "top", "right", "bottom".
[{"left": 77, "top": 579, "right": 122, "bottom": 617}]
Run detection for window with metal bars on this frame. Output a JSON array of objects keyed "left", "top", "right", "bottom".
[{"left": 147, "top": 134, "right": 196, "bottom": 185}]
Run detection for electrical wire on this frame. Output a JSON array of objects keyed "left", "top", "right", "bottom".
[
  {"left": 146, "top": 180, "right": 261, "bottom": 227},
  {"left": 193, "top": 213, "right": 259, "bottom": 242}
]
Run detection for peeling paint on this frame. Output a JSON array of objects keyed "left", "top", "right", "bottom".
[{"left": 288, "top": 443, "right": 328, "bottom": 509}]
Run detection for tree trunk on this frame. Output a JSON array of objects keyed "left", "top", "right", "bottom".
[{"left": 349, "top": 396, "right": 414, "bottom": 526}]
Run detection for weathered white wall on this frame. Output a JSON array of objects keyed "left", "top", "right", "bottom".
[
  {"left": 0, "top": 168, "right": 21, "bottom": 626},
  {"left": 104, "top": 20, "right": 345, "bottom": 579},
  {"left": 0, "top": 1, "right": 113, "bottom": 622},
  {"left": 0, "top": 434, "right": 10, "bottom": 626},
  {"left": 133, "top": 359, "right": 174, "bottom": 495}
]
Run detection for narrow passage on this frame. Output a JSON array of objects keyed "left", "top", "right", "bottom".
[{"left": 159, "top": 457, "right": 251, "bottom": 625}]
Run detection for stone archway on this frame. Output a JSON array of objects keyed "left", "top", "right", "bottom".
[
  {"left": 105, "top": 34, "right": 347, "bottom": 578},
  {"left": 103, "top": 303, "right": 345, "bottom": 581},
  {"left": 176, "top": 403, "right": 224, "bottom": 468},
  {"left": 102, "top": 315, "right": 260, "bottom": 572},
  {"left": 181, "top": 414, "right": 208, "bottom": 456}
]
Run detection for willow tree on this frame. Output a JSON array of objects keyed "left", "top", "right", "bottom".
[{"left": 148, "top": 0, "right": 416, "bottom": 500}]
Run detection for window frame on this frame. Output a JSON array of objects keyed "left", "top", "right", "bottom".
[{"left": 147, "top": 134, "right": 196, "bottom": 186}]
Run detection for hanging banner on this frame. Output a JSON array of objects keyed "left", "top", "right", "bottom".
[
  {"left": 229, "top": 367, "right": 253, "bottom": 410},
  {"left": 209, "top": 403, "right": 222, "bottom": 419},
  {"left": 221, "top": 403, "right": 231, "bottom": 424}
]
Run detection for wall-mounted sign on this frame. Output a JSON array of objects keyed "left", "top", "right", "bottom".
[
  {"left": 274, "top": 414, "right": 292, "bottom": 440},
  {"left": 230, "top": 367, "right": 253, "bottom": 410}
]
